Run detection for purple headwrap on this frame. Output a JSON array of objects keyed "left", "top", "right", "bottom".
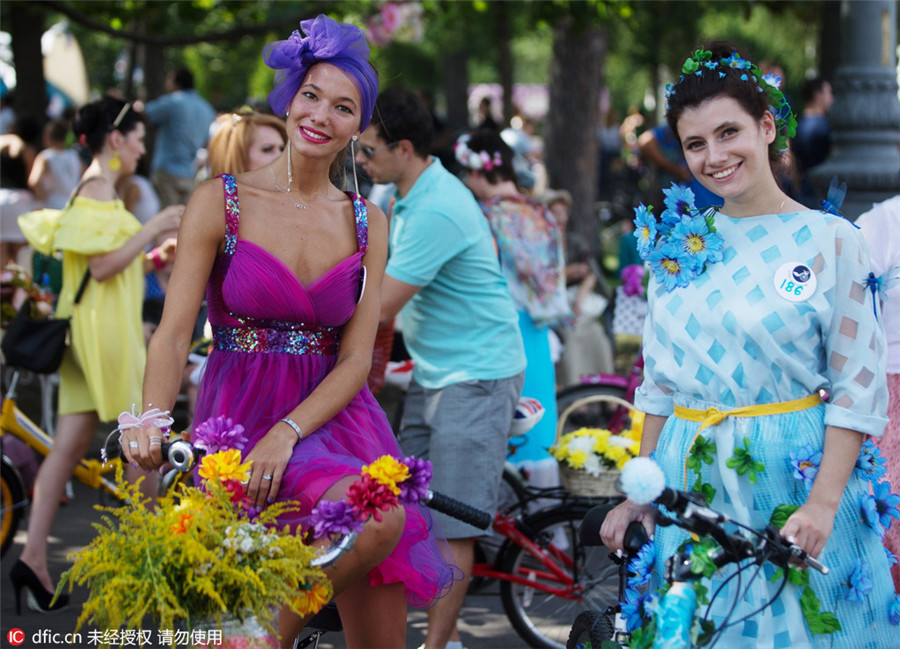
[{"left": 263, "top": 14, "right": 379, "bottom": 131}]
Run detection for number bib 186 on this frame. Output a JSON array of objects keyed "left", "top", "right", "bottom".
[{"left": 773, "top": 261, "right": 816, "bottom": 302}]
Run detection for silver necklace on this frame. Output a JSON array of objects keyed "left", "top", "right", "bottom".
[{"left": 270, "top": 165, "right": 327, "bottom": 210}]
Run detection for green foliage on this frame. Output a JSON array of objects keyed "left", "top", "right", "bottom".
[
  {"left": 726, "top": 436, "right": 765, "bottom": 484},
  {"left": 769, "top": 503, "right": 800, "bottom": 529},
  {"left": 800, "top": 586, "right": 842, "bottom": 635}
]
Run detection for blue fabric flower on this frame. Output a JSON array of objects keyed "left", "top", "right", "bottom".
[
  {"left": 872, "top": 480, "right": 900, "bottom": 530},
  {"left": 789, "top": 444, "right": 822, "bottom": 488},
  {"left": 890, "top": 595, "right": 900, "bottom": 625},
  {"left": 633, "top": 204, "right": 657, "bottom": 256},
  {"left": 626, "top": 541, "right": 655, "bottom": 587},
  {"left": 856, "top": 439, "right": 888, "bottom": 481},
  {"left": 860, "top": 493, "right": 885, "bottom": 537},
  {"left": 621, "top": 586, "right": 653, "bottom": 632},
  {"left": 670, "top": 215, "right": 724, "bottom": 270},
  {"left": 885, "top": 545, "right": 898, "bottom": 567},
  {"left": 722, "top": 53, "right": 751, "bottom": 69},
  {"left": 761, "top": 72, "right": 783, "bottom": 89},
  {"left": 844, "top": 558, "right": 873, "bottom": 602},
  {"left": 648, "top": 240, "right": 695, "bottom": 292},
  {"left": 663, "top": 184, "right": 697, "bottom": 218}
]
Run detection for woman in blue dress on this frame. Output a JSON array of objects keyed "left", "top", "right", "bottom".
[{"left": 601, "top": 43, "right": 898, "bottom": 647}]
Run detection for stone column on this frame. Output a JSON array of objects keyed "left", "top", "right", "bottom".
[{"left": 810, "top": 0, "right": 900, "bottom": 220}]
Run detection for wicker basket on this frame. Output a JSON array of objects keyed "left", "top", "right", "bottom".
[
  {"left": 555, "top": 394, "right": 636, "bottom": 498},
  {"left": 559, "top": 464, "right": 621, "bottom": 497}
]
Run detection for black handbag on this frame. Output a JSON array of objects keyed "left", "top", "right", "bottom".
[{"left": 1, "top": 269, "right": 90, "bottom": 374}]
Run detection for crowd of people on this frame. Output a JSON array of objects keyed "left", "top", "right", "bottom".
[{"left": 2, "top": 12, "right": 898, "bottom": 649}]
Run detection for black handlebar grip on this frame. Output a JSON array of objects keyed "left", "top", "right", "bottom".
[{"left": 425, "top": 490, "right": 493, "bottom": 530}]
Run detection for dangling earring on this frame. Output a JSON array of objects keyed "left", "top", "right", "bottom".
[
  {"left": 350, "top": 136, "right": 361, "bottom": 198},
  {"left": 109, "top": 151, "right": 121, "bottom": 172},
  {"left": 286, "top": 144, "right": 292, "bottom": 192}
]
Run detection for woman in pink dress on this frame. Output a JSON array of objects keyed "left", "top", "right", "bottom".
[{"left": 123, "top": 15, "right": 456, "bottom": 649}]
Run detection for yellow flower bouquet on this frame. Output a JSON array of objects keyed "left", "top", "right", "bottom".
[
  {"left": 550, "top": 416, "right": 642, "bottom": 497},
  {"left": 56, "top": 416, "right": 333, "bottom": 646}
]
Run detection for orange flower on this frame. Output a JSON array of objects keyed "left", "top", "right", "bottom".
[
  {"left": 171, "top": 512, "right": 193, "bottom": 535},
  {"left": 292, "top": 580, "right": 332, "bottom": 616},
  {"left": 198, "top": 449, "right": 251, "bottom": 484}
]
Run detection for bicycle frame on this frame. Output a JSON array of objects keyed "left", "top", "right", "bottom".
[
  {"left": 0, "top": 371, "right": 121, "bottom": 497},
  {"left": 473, "top": 511, "right": 580, "bottom": 598}
]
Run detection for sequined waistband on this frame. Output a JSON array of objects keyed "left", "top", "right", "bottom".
[{"left": 212, "top": 324, "right": 340, "bottom": 356}]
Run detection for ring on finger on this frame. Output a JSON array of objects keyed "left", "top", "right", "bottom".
[
  {"left": 128, "top": 441, "right": 140, "bottom": 449},
  {"left": 148, "top": 436, "right": 163, "bottom": 446},
  {"left": 262, "top": 474, "right": 273, "bottom": 481}
]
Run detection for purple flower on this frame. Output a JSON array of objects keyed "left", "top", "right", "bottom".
[
  {"left": 309, "top": 499, "right": 364, "bottom": 540},
  {"left": 890, "top": 595, "right": 900, "bottom": 625},
  {"left": 855, "top": 439, "right": 887, "bottom": 480},
  {"left": 844, "top": 558, "right": 873, "bottom": 602},
  {"left": 789, "top": 444, "right": 822, "bottom": 488},
  {"left": 191, "top": 416, "right": 247, "bottom": 454},
  {"left": 872, "top": 480, "right": 900, "bottom": 530},
  {"left": 398, "top": 456, "right": 432, "bottom": 504}
]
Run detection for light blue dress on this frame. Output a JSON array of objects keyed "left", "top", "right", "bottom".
[{"left": 635, "top": 209, "right": 897, "bottom": 648}]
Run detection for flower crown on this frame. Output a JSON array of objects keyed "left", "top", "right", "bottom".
[
  {"left": 454, "top": 134, "right": 503, "bottom": 171},
  {"left": 633, "top": 184, "right": 724, "bottom": 292},
  {"left": 665, "top": 49, "right": 797, "bottom": 153}
]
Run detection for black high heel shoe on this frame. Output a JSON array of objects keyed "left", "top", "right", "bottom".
[{"left": 9, "top": 560, "right": 69, "bottom": 614}]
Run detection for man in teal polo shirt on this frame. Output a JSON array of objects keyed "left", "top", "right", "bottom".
[{"left": 358, "top": 86, "right": 525, "bottom": 649}]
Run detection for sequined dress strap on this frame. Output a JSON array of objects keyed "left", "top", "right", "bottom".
[
  {"left": 221, "top": 174, "right": 239, "bottom": 255},
  {"left": 351, "top": 192, "right": 368, "bottom": 256}
]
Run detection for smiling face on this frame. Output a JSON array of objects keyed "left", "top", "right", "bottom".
[
  {"left": 247, "top": 124, "right": 285, "bottom": 171},
  {"left": 286, "top": 63, "right": 362, "bottom": 161},
  {"left": 677, "top": 95, "right": 776, "bottom": 205}
]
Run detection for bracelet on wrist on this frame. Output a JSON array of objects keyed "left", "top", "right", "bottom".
[{"left": 280, "top": 417, "right": 303, "bottom": 443}]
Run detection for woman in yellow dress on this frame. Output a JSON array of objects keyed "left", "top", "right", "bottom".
[{"left": 11, "top": 95, "right": 183, "bottom": 613}]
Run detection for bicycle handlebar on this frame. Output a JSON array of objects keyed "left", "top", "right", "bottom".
[{"left": 424, "top": 490, "right": 493, "bottom": 530}]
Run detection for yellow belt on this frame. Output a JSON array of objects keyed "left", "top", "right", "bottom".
[{"left": 675, "top": 393, "right": 822, "bottom": 490}]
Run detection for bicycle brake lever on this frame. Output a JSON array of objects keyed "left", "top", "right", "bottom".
[{"left": 788, "top": 545, "right": 829, "bottom": 575}]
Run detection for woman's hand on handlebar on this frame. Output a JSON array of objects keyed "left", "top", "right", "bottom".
[
  {"left": 600, "top": 499, "right": 656, "bottom": 554},
  {"left": 780, "top": 500, "right": 836, "bottom": 564},
  {"left": 121, "top": 426, "right": 168, "bottom": 472}
]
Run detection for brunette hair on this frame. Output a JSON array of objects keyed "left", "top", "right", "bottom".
[
  {"left": 208, "top": 110, "right": 287, "bottom": 176},
  {"left": 666, "top": 42, "right": 784, "bottom": 167},
  {"left": 73, "top": 95, "right": 144, "bottom": 156}
]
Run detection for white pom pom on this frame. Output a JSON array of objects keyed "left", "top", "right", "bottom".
[{"left": 620, "top": 457, "right": 666, "bottom": 505}]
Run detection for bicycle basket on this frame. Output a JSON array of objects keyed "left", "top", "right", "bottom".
[{"left": 555, "top": 394, "right": 636, "bottom": 497}]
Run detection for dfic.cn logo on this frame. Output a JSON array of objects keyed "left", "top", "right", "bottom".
[{"left": 7, "top": 628, "right": 25, "bottom": 646}]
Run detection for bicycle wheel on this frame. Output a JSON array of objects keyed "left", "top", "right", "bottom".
[
  {"left": 499, "top": 506, "right": 618, "bottom": 649},
  {"left": 566, "top": 611, "right": 615, "bottom": 649},
  {"left": 1, "top": 459, "right": 26, "bottom": 557},
  {"left": 555, "top": 384, "right": 629, "bottom": 434}
]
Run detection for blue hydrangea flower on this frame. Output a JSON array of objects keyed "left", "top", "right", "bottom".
[
  {"left": 789, "top": 444, "right": 822, "bottom": 488},
  {"left": 626, "top": 541, "right": 655, "bottom": 587},
  {"left": 648, "top": 240, "right": 695, "bottom": 292},
  {"left": 856, "top": 439, "right": 888, "bottom": 481},
  {"left": 633, "top": 204, "right": 657, "bottom": 258},
  {"left": 860, "top": 493, "right": 885, "bottom": 537},
  {"left": 844, "top": 558, "right": 873, "bottom": 602},
  {"left": 872, "top": 480, "right": 900, "bottom": 530},
  {"left": 890, "top": 595, "right": 900, "bottom": 625},
  {"left": 669, "top": 215, "right": 724, "bottom": 270},
  {"left": 663, "top": 184, "right": 696, "bottom": 218}
]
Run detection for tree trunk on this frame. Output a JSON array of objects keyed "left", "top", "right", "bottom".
[
  {"left": 496, "top": 3, "right": 514, "bottom": 126},
  {"left": 8, "top": 2, "right": 47, "bottom": 119},
  {"left": 545, "top": 15, "right": 606, "bottom": 263},
  {"left": 443, "top": 47, "right": 470, "bottom": 138}
]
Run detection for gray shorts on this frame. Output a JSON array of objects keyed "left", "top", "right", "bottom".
[{"left": 398, "top": 372, "right": 524, "bottom": 538}]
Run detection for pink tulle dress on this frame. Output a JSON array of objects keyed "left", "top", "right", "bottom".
[{"left": 191, "top": 175, "right": 456, "bottom": 607}]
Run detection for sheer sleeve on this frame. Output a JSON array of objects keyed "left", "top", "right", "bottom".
[
  {"left": 821, "top": 218, "right": 889, "bottom": 436},
  {"left": 52, "top": 197, "right": 142, "bottom": 255}
]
